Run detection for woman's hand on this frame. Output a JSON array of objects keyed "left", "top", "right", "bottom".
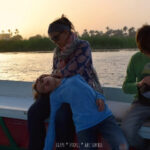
[
  {"left": 51, "top": 70, "right": 62, "bottom": 78},
  {"left": 96, "top": 99, "right": 105, "bottom": 111}
]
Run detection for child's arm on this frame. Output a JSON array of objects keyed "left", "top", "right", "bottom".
[
  {"left": 95, "top": 91, "right": 105, "bottom": 111},
  {"left": 78, "top": 74, "right": 105, "bottom": 111},
  {"left": 95, "top": 91, "right": 105, "bottom": 101},
  {"left": 122, "top": 57, "right": 138, "bottom": 94}
]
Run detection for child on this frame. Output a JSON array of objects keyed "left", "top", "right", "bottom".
[
  {"left": 122, "top": 25, "right": 150, "bottom": 150},
  {"left": 33, "top": 74, "right": 128, "bottom": 150}
]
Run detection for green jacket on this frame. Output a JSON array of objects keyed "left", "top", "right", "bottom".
[{"left": 122, "top": 52, "right": 150, "bottom": 99}]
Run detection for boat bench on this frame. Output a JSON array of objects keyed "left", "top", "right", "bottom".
[
  {"left": 0, "top": 80, "right": 34, "bottom": 150},
  {"left": 0, "top": 80, "right": 150, "bottom": 139},
  {"left": 104, "top": 87, "right": 150, "bottom": 139},
  {"left": 0, "top": 80, "right": 34, "bottom": 120}
]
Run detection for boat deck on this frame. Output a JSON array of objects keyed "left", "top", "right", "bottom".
[{"left": 0, "top": 80, "right": 150, "bottom": 150}]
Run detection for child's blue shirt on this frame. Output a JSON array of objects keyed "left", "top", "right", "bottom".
[{"left": 44, "top": 75, "right": 112, "bottom": 150}]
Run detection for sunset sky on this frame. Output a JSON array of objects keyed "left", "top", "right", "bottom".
[{"left": 0, "top": 0, "right": 150, "bottom": 38}]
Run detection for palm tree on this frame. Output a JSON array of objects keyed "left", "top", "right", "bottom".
[
  {"left": 81, "top": 29, "right": 89, "bottom": 37},
  {"left": 105, "top": 27, "right": 113, "bottom": 36},
  {"left": 128, "top": 27, "right": 136, "bottom": 37},
  {"left": 14, "top": 29, "right": 19, "bottom": 35},
  {"left": 95, "top": 30, "right": 103, "bottom": 36},
  {"left": 112, "top": 29, "right": 123, "bottom": 37},
  {"left": 123, "top": 26, "right": 128, "bottom": 36},
  {"left": 8, "top": 29, "right": 12, "bottom": 37},
  {"left": 106, "top": 26, "right": 109, "bottom": 31},
  {"left": 89, "top": 30, "right": 95, "bottom": 36}
]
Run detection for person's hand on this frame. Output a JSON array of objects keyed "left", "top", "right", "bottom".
[
  {"left": 137, "top": 80, "right": 144, "bottom": 87},
  {"left": 142, "top": 76, "right": 150, "bottom": 86},
  {"left": 96, "top": 99, "right": 105, "bottom": 111},
  {"left": 51, "top": 70, "right": 62, "bottom": 78},
  {"left": 138, "top": 76, "right": 150, "bottom": 87}
]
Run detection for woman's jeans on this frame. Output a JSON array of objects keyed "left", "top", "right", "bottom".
[
  {"left": 122, "top": 102, "right": 150, "bottom": 150},
  {"left": 77, "top": 116, "right": 128, "bottom": 150},
  {"left": 27, "top": 95, "right": 75, "bottom": 150}
]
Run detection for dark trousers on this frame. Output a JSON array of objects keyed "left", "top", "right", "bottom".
[
  {"left": 27, "top": 95, "right": 75, "bottom": 150},
  {"left": 122, "top": 103, "right": 150, "bottom": 150},
  {"left": 77, "top": 116, "right": 128, "bottom": 150}
]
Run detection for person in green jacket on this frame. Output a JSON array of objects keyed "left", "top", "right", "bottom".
[{"left": 122, "top": 25, "right": 150, "bottom": 150}]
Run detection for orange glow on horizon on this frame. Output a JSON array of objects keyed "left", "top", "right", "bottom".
[{"left": 0, "top": 0, "right": 150, "bottom": 38}]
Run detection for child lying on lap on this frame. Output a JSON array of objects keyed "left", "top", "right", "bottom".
[{"left": 33, "top": 74, "right": 128, "bottom": 150}]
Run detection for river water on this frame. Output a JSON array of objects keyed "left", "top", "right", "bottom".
[{"left": 0, "top": 49, "right": 137, "bottom": 87}]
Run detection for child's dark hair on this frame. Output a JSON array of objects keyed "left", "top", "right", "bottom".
[
  {"left": 32, "top": 82, "right": 40, "bottom": 100},
  {"left": 32, "top": 74, "right": 51, "bottom": 100},
  {"left": 48, "top": 14, "right": 75, "bottom": 34},
  {"left": 136, "top": 25, "right": 150, "bottom": 54}
]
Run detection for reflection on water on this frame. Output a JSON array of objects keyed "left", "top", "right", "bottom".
[{"left": 0, "top": 50, "right": 137, "bottom": 86}]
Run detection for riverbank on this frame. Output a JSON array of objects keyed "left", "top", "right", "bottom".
[{"left": 0, "top": 36, "right": 137, "bottom": 52}]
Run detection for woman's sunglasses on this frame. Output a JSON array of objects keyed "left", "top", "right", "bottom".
[{"left": 50, "top": 32, "right": 63, "bottom": 42}]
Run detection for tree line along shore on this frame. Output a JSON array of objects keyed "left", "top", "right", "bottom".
[{"left": 0, "top": 27, "right": 137, "bottom": 52}]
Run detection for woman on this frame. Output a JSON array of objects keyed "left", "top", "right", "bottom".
[{"left": 27, "top": 15, "right": 104, "bottom": 150}]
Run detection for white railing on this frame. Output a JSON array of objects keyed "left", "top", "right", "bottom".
[{"left": 0, "top": 80, "right": 150, "bottom": 139}]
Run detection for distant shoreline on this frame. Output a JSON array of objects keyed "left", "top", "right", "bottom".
[
  {"left": 0, "top": 36, "right": 137, "bottom": 52},
  {"left": 92, "top": 48, "right": 137, "bottom": 52},
  {"left": 0, "top": 48, "right": 138, "bottom": 53}
]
